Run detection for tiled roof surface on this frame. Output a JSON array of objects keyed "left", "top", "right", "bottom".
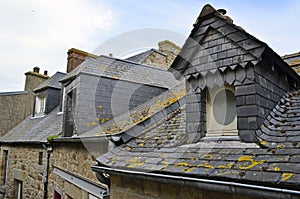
[
  {"left": 257, "top": 90, "right": 300, "bottom": 148},
  {"left": 33, "top": 72, "right": 66, "bottom": 92},
  {"left": 61, "top": 55, "right": 177, "bottom": 89},
  {"left": 1, "top": 107, "right": 62, "bottom": 143},
  {"left": 125, "top": 49, "right": 165, "bottom": 63},
  {"left": 282, "top": 52, "right": 300, "bottom": 67},
  {"left": 81, "top": 81, "right": 185, "bottom": 137},
  {"left": 97, "top": 97, "right": 300, "bottom": 189},
  {"left": 170, "top": 5, "right": 300, "bottom": 85}
]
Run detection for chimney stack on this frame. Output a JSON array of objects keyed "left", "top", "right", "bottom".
[
  {"left": 158, "top": 40, "right": 181, "bottom": 67},
  {"left": 67, "top": 48, "right": 99, "bottom": 73}
]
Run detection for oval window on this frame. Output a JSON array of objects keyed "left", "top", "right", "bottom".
[{"left": 213, "top": 89, "right": 236, "bottom": 125}]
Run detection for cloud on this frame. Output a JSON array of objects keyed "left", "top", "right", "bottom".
[{"left": 0, "top": 0, "right": 118, "bottom": 91}]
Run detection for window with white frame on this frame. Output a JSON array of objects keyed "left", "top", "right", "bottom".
[
  {"left": 206, "top": 84, "right": 238, "bottom": 136},
  {"left": 35, "top": 95, "right": 46, "bottom": 116}
]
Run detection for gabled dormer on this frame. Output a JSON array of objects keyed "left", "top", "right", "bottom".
[
  {"left": 170, "top": 4, "right": 300, "bottom": 143},
  {"left": 32, "top": 72, "right": 66, "bottom": 117}
]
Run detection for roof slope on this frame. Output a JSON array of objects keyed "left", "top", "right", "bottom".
[
  {"left": 61, "top": 55, "right": 177, "bottom": 89},
  {"left": 125, "top": 49, "right": 166, "bottom": 63},
  {"left": 170, "top": 5, "right": 300, "bottom": 85},
  {"left": 257, "top": 90, "right": 300, "bottom": 147},
  {"left": 97, "top": 102, "right": 300, "bottom": 190},
  {"left": 1, "top": 107, "right": 62, "bottom": 143},
  {"left": 95, "top": 4, "right": 300, "bottom": 192},
  {"left": 34, "top": 72, "right": 66, "bottom": 92}
]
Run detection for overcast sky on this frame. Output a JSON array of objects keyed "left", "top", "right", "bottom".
[{"left": 1, "top": 0, "right": 300, "bottom": 91}]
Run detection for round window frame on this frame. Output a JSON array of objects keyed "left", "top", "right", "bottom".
[{"left": 212, "top": 88, "right": 236, "bottom": 126}]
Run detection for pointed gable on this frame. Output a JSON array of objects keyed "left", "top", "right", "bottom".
[{"left": 170, "top": 4, "right": 300, "bottom": 143}]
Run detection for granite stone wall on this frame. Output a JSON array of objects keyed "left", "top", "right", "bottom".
[
  {"left": 0, "top": 145, "right": 45, "bottom": 199},
  {"left": 109, "top": 175, "right": 258, "bottom": 199},
  {"left": 0, "top": 69, "right": 48, "bottom": 136},
  {"left": 48, "top": 141, "right": 108, "bottom": 199}
]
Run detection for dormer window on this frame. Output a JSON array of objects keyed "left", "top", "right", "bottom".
[
  {"left": 206, "top": 84, "right": 237, "bottom": 136},
  {"left": 34, "top": 95, "right": 46, "bottom": 116}
]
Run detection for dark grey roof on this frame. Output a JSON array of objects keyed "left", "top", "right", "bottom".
[
  {"left": 125, "top": 49, "right": 166, "bottom": 63},
  {"left": 256, "top": 90, "right": 300, "bottom": 147},
  {"left": 34, "top": 72, "right": 66, "bottom": 92},
  {"left": 170, "top": 5, "right": 300, "bottom": 86},
  {"left": 95, "top": 4, "right": 300, "bottom": 191},
  {"left": 1, "top": 107, "right": 62, "bottom": 143},
  {"left": 61, "top": 55, "right": 177, "bottom": 89},
  {"left": 80, "top": 81, "right": 185, "bottom": 138},
  {"left": 97, "top": 93, "right": 300, "bottom": 190}
]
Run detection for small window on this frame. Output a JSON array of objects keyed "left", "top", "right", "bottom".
[
  {"left": 35, "top": 95, "right": 46, "bottom": 116},
  {"left": 38, "top": 152, "right": 43, "bottom": 165},
  {"left": 14, "top": 180, "right": 23, "bottom": 199},
  {"left": 206, "top": 85, "right": 237, "bottom": 136},
  {"left": 2, "top": 150, "right": 8, "bottom": 184}
]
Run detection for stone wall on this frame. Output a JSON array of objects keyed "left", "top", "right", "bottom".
[
  {"left": 142, "top": 51, "right": 169, "bottom": 70},
  {"left": 0, "top": 68, "right": 48, "bottom": 136},
  {"left": 158, "top": 40, "right": 181, "bottom": 67},
  {"left": 110, "top": 175, "right": 258, "bottom": 199},
  {"left": 48, "top": 141, "right": 108, "bottom": 199},
  {"left": 0, "top": 145, "right": 45, "bottom": 198}
]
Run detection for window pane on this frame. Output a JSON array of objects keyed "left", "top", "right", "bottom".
[{"left": 213, "top": 89, "right": 236, "bottom": 125}]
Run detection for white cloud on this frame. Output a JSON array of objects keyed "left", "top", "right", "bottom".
[{"left": 0, "top": 0, "right": 117, "bottom": 91}]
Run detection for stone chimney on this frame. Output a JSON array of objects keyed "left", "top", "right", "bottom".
[
  {"left": 24, "top": 67, "right": 49, "bottom": 93},
  {"left": 158, "top": 40, "right": 181, "bottom": 66},
  {"left": 67, "top": 48, "right": 98, "bottom": 73}
]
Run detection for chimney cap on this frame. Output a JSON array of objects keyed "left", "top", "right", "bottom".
[
  {"left": 33, "top": 66, "right": 40, "bottom": 73},
  {"left": 217, "top": 9, "right": 227, "bottom": 15}
]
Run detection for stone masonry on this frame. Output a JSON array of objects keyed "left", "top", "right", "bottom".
[
  {"left": 110, "top": 176, "right": 258, "bottom": 199},
  {"left": 0, "top": 67, "right": 48, "bottom": 136}
]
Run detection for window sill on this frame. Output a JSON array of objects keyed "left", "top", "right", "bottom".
[
  {"left": 57, "top": 112, "right": 64, "bottom": 115},
  {"left": 31, "top": 114, "right": 46, "bottom": 119}
]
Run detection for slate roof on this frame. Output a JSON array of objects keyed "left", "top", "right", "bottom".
[
  {"left": 257, "top": 90, "right": 300, "bottom": 147},
  {"left": 170, "top": 5, "right": 300, "bottom": 87},
  {"left": 125, "top": 49, "right": 166, "bottom": 63},
  {"left": 282, "top": 52, "right": 300, "bottom": 74},
  {"left": 97, "top": 96, "right": 300, "bottom": 190},
  {"left": 80, "top": 81, "right": 185, "bottom": 138},
  {"left": 95, "top": 4, "right": 300, "bottom": 192},
  {"left": 1, "top": 107, "right": 62, "bottom": 143},
  {"left": 61, "top": 55, "right": 177, "bottom": 89},
  {"left": 33, "top": 72, "right": 66, "bottom": 92}
]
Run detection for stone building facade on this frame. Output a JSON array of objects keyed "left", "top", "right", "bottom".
[
  {"left": 48, "top": 140, "right": 108, "bottom": 199},
  {"left": 0, "top": 145, "right": 45, "bottom": 198},
  {"left": 0, "top": 67, "right": 49, "bottom": 136},
  {"left": 109, "top": 176, "right": 257, "bottom": 199}
]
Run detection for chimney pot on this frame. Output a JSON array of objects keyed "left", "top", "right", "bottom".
[
  {"left": 44, "top": 70, "right": 48, "bottom": 76},
  {"left": 109, "top": 53, "right": 113, "bottom": 57},
  {"left": 33, "top": 66, "right": 40, "bottom": 73}
]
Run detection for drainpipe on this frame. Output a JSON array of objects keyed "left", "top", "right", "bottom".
[{"left": 42, "top": 144, "right": 53, "bottom": 199}]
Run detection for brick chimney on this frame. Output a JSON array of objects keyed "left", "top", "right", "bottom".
[
  {"left": 67, "top": 48, "right": 98, "bottom": 73},
  {"left": 158, "top": 40, "right": 181, "bottom": 66}
]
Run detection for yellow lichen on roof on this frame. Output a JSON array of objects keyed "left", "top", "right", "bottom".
[
  {"left": 281, "top": 173, "right": 293, "bottom": 181},
  {"left": 237, "top": 156, "right": 265, "bottom": 170},
  {"left": 91, "top": 82, "right": 185, "bottom": 136},
  {"left": 290, "top": 59, "right": 300, "bottom": 66},
  {"left": 126, "top": 157, "right": 144, "bottom": 168}
]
